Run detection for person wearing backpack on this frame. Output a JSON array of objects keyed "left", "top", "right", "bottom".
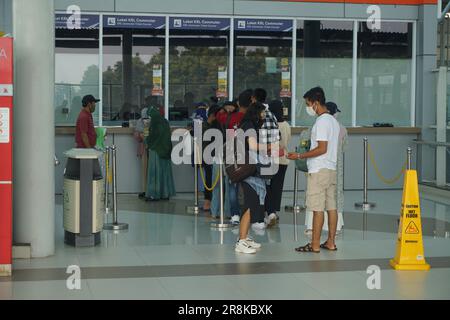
[
  {"left": 234, "top": 102, "right": 269, "bottom": 254},
  {"left": 212, "top": 92, "right": 252, "bottom": 223}
]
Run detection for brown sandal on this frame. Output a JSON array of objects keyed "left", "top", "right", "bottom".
[{"left": 295, "top": 243, "right": 320, "bottom": 253}]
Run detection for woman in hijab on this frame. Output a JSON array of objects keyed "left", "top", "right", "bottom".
[{"left": 145, "top": 107, "right": 176, "bottom": 201}]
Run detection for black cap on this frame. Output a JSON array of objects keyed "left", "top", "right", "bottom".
[
  {"left": 325, "top": 102, "right": 341, "bottom": 115},
  {"left": 82, "top": 94, "right": 100, "bottom": 107}
]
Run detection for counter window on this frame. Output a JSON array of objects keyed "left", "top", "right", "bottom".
[
  {"left": 168, "top": 17, "right": 231, "bottom": 125},
  {"left": 102, "top": 15, "right": 166, "bottom": 127},
  {"left": 234, "top": 18, "right": 293, "bottom": 122},
  {"left": 356, "top": 22, "right": 413, "bottom": 126},
  {"left": 55, "top": 14, "right": 100, "bottom": 126},
  {"left": 296, "top": 20, "right": 353, "bottom": 127}
]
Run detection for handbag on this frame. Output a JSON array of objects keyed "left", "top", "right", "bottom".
[{"left": 223, "top": 132, "right": 257, "bottom": 184}]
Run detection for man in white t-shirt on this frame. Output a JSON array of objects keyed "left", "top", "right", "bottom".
[{"left": 287, "top": 87, "right": 340, "bottom": 253}]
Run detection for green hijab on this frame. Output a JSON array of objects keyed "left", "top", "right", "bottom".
[{"left": 146, "top": 107, "right": 172, "bottom": 159}]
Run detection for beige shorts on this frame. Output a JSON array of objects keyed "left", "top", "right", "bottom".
[{"left": 306, "top": 168, "right": 337, "bottom": 212}]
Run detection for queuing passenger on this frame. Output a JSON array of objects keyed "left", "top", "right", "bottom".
[
  {"left": 287, "top": 87, "right": 340, "bottom": 253},
  {"left": 235, "top": 102, "right": 268, "bottom": 254},
  {"left": 75, "top": 94, "right": 99, "bottom": 148},
  {"left": 192, "top": 102, "right": 208, "bottom": 122},
  {"left": 145, "top": 107, "right": 176, "bottom": 201},
  {"left": 134, "top": 107, "right": 150, "bottom": 199},
  {"left": 211, "top": 91, "right": 252, "bottom": 223},
  {"left": 251, "top": 88, "right": 280, "bottom": 231},
  {"left": 264, "top": 100, "right": 291, "bottom": 227},
  {"left": 304, "top": 102, "right": 347, "bottom": 235}
]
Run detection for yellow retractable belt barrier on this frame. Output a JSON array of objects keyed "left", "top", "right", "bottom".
[
  {"left": 368, "top": 144, "right": 407, "bottom": 185},
  {"left": 105, "top": 150, "right": 112, "bottom": 184},
  {"left": 194, "top": 141, "right": 220, "bottom": 192},
  {"left": 390, "top": 169, "right": 430, "bottom": 271}
]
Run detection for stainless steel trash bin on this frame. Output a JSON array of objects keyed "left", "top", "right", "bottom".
[{"left": 63, "top": 149, "right": 104, "bottom": 246}]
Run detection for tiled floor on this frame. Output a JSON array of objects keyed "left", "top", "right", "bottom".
[{"left": 1, "top": 190, "right": 450, "bottom": 300}]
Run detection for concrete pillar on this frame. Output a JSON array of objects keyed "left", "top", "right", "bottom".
[
  {"left": 13, "top": 0, "right": 55, "bottom": 257},
  {"left": 416, "top": 4, "right": 438, "bottom": 183}
]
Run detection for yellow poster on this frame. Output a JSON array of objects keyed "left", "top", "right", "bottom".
[
  {"left": 151, "top": 64, "right": 163, "bottom": 96},
  {"left": 217, "top": 66, "right": 228, "bottom": 98},
  {"left": 280, "top": 67, "right": 291, "bottom": 98}
]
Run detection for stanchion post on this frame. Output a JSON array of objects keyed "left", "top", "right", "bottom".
[
  {"left": 186, "top": 137, "right": 200, "bottom": 214},
  {"left": 211, "top": 161, "right": 233, "bottom": 230},
  {"left": 407, "top": 147, "right": 412, "bottom": 170},
  {"left": 285, "top": 168, "right": 302, "bottom": 213},
  {"left": 355, "top": 137, "right": 376, "bottom": 210},
  {"left": 104, "top": 145, "right": 129, "bottom": 231},
  {"left": 104, "top": 146, "right": 110, "bottom": 214}
]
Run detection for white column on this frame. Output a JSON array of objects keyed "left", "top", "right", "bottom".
[{"left": 13, "top": 0, "right": 55, "bottom": 257}]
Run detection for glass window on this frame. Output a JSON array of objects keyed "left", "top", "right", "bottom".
[
  {"left": 169, "top": 17, "right": 230, "bottom": 125},
  {"left": 55, "top": 14, "right": 100, "bottom": 126},
  {"left": 356, "top": 22, "right": 413, "bottom": 127},
  {"left": 234, "top": 18, "right": 292, "bottom": 122},
  {"left": 296, "top": 20, "right": 353, "bottom": 127},
  {"left": 102, "top": 15, "right": 166, "bottom": 127}
]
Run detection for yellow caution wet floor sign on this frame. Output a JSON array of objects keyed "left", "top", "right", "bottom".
[{"left": 390, "top": 170, "right": 430, "bottom": 271}]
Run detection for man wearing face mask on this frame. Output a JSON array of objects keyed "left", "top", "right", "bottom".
[
  {"left": 75, "top": 95, "right": 100, "bottom": 148},
  {"left": 287, "top": 87, "right": 340, "bottom": 253},
  {"left": 304, "top": 102, "right": 347, "bottom": 236}
]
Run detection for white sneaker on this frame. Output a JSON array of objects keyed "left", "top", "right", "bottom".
[
  {"left": 231, "top": 215, "right": 240, "bottom": 225},
  {"left": 235, "top": 240, "right": 257, "bottom": 254},
  {"left": 264, "top": 213, "right": 278, "bottom": 227},
  {"left": 252, "top": 222, "right": 266, "bottom": 230},
  {"left": 245, "top": 237, "right": 261, "bottom": 249}
]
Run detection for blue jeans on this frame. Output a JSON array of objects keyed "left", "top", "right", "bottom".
[{"left": 211, "top": 164, "right": 240, "bottom": 218}]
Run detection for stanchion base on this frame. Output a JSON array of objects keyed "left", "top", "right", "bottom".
[
  {"left": 210, "top": 222, "right": 234, "bottom": 229},
  {"left": 186, "top": 206, "right": 200, "bottom": 215},
  {"left": 355, "top": 202, "right": 376, "bottom": 210},
  {"left": 103, "top": 223, "right": 129, "bottom": 231},
  {"left": 284, "top": 205, "right": 304, "bottom": 213}
]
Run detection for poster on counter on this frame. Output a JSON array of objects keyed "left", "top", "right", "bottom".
[
  {"left": 216, "top": 66, "right": 228, "bottom": 98},
  {"left": 280, "top": 58, "right": 291, "bottom": 98},
  {"left": 151, "top": 64, "right": 164, "bottom": 96}
]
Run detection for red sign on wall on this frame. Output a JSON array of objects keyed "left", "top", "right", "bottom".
[{"left": 0, "top": 37, "right": 13, "bottom": 274}]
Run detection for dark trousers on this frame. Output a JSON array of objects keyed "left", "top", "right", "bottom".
[
  {"left": 203, "top": 164, "right": 212, "bottom": 201},
  {"left": 265, "top": 165, "right": 288, "bottom": 214}
]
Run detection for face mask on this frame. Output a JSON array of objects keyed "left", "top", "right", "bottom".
[{"left": 306, "top": 104, "right": 317, "bottom": 117}]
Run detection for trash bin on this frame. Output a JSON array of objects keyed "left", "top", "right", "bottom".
[{"left": 63, "top": 148, "right": 104, "bottom": 247}]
